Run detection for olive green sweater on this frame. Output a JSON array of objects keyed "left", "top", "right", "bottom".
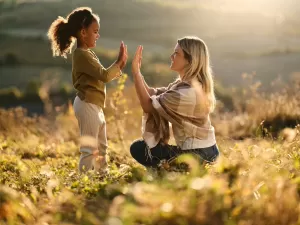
[{"left": 72, "top": 48, "right": 122, "bottom": 108}]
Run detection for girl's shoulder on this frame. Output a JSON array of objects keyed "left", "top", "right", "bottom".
[
  {"left": 74, "top": 48, "right": 91, "bottom": 55},
  {"left": 73, "top": 48, "right": 98, "bottom": 61}
]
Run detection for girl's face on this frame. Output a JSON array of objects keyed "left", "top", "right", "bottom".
[
  {"left": 80, "top": 20, "right": 100, "bottom": 48},
  {"left": 170, "top": 43, "right": 189, "bottom": 77}
]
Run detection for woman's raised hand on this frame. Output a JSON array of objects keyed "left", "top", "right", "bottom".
[
  {"left": 132, "top": 45, "right": 143, "bottom": 75},
  {"left": 116, "top": 41, "right": 128, "bottom": 70}
]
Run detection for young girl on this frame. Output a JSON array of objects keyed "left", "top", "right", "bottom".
[
  {"left": 48, "top": 7, "right": 128, "bottom": 172},
  {"left": 130, "top": 36, "right": 219, "bottom": 168}
]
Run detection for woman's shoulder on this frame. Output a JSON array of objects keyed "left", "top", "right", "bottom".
[
  {"left": 163, "top": 79, "right": 201, "bottom": 96},
  {"left": 170, "top": 80, "right": 206, "bottom": 101},
  {"left": 164, "top": 82, "right": 196, "bottom": 101},
  {"left": 166, "top": 79, "right": 187, "bottom": 90},
  {"left": 171, "top": 80, "right": 194, "bottom": 92}
]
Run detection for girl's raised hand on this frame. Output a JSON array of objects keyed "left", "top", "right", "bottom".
[{"left": 116, "top": 41, "right": 128, "bottom": 70}]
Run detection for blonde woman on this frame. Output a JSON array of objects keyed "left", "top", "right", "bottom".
[{"left": 130, "top": 36, "right": 219, "bottom": 167}]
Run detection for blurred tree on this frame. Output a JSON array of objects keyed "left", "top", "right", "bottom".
[
  {"left": 3, "top": 53, "right": 19, "bottom": 65},
  {"left": 0, "top": 87, "right": 22, "bottom": 104},
  {"left": 0, "top": 0, "right": 18, "bottom": 10}
]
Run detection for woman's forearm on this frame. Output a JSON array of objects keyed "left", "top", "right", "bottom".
[
  {"left": 141, "top": 76, "right": 156, "bottom": 96},
  {"left": 133, "top": 72, "right": 154, "bottom": 113}
]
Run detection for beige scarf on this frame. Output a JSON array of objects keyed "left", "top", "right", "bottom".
[{"left": 142, "top": 80, "right": 211, "bottom": 150}]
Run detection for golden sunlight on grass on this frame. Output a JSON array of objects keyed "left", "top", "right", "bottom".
[{"left": 0, "top": 75, "right": 299, "bottom": 224}]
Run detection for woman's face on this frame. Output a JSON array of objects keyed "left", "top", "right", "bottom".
[
  {"left": 170, "top": 43, "right": 189, "bottom": 76},
  {"left": 80, "top": 20, "right": 100, "bottom": 48}
]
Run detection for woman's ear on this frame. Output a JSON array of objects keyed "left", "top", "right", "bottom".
[{"left": 185, "top": 59, "right": 190, "bottom": 66}]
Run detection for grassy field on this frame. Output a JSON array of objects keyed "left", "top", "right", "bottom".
[
  {"left": 0, "top": 75, "right": 300, "bottom": 225},
  {"left": 0, "top": 2, "right": 300, "bottom": 223}
]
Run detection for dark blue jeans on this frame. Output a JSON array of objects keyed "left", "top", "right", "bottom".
[{"left": 130, "top": 139, "right": 219, "bottom": 168}]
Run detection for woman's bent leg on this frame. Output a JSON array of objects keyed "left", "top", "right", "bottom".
[
  {"left": 130, "top": 140, "right": 177, "bottom": 168},
  {"left": 191, "top": 144, "right": 220, "bottom": 163},
  {"left": 130, "top": 140, "right": 220, "bottom": 168}
]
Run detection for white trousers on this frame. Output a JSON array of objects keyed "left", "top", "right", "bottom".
[{"left": 73, "top": 96, "right": 107, "bottom": 172}]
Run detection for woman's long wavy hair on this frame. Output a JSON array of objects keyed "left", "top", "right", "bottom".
[
  {"left": 178, "top": 36, "right": 216, "bottom": 112},
  {"left": 47, "top": 7, "right": 99, "bottom": 58}
]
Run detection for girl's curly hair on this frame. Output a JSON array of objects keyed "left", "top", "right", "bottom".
[{"left": 47, "top": 7, "right": 99, "bottom": 58}]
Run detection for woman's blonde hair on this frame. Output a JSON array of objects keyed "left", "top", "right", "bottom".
[{"left": 178, "top": 36, "right": 216, "bottom": 112}]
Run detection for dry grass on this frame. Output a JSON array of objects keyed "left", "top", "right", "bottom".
[
  {"left": 0, "top": 76, "right": 300, "bottom": 225},
  {"left": 213, "top": 76, "right": 300, "bottom": 140}
]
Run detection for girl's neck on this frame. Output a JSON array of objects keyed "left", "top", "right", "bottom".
[
  {"left": 77, "top": 46, "right": 89, "bottom": 50},
  {"left": 77, "top": 41, "right": 89, "bottom": 50},
  {"left": 77, "top": 47, "right": 89, "bottom": 51}
]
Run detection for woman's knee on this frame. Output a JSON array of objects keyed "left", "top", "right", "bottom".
[
  {"left": 130, "top": 139, "right": 146, "bottom": 158},
  {"left": 196, "top": 144, "right": 220, "bottom": 163}
]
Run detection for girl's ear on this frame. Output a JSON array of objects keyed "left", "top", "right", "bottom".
[{"left": 80, "top": 28, "right": 86, "bottom": 37}]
